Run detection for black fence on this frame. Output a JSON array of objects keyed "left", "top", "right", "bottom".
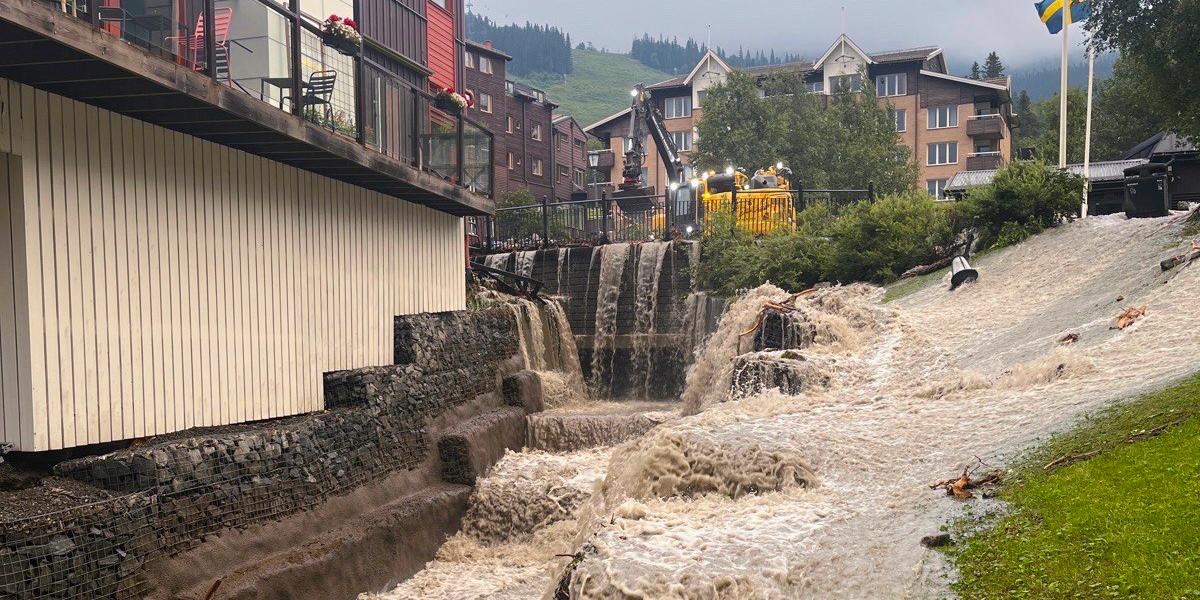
[{"left": 472, "top": 184, "right": 875, "bottom": 252}]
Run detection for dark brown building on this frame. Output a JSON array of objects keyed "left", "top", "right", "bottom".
[{"left": 553, "top": 116, "right": 590, "bottom": 202}]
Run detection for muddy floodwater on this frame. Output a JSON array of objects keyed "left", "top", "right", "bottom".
[{"left": 367, "top": 212, "right": 1200, "bottom": 599}]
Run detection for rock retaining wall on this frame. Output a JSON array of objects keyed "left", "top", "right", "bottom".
[{"left": 4, "top": 307, "right": 522, "bottom": 600}]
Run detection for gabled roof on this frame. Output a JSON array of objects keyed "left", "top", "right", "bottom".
[
  {"left": 813, "top": 34, "right": 875, "bottom": 69},
  {"left": 741, "top": 61, "right": 814, "bottom": 77},
  {"left": 646, "top": 75, "right": 688, "bottom": 90},
  {"left": 920, "top": 70, "right": 1010, "bottom": 91},
  {"left": 584, "top": 107, "right": 632, "bottom": 134},
  {"left": 648, "top": 50, "right": 734, "bottom": 91},
  {"left": 1122, "top": 132, "right": 1198, "bottom": 160}
]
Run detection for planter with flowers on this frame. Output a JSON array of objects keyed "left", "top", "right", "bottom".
[
  {"left": 433, "top": 87, "right": 472, "bottom": 113},
  {"left": 322, "top": 14, "right": 361, "bottom": 56}
]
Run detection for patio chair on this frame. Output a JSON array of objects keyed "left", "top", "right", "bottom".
[
  {"left": 284, "top": 71, "right": 338, "bottom": 126},
  {"left": 164, "top": 7, "right": 233, "bottom": 72}
]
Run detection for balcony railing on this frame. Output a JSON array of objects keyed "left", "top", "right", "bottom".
[
  {"left": 966, "top": 113, "right": 1006, "bottom": 139},
  {"left": 966, "top": 151, "right": 1004, "bottom": 171},
  {"left": 44, "top": 0, "right": 493, "bottom": 198}
]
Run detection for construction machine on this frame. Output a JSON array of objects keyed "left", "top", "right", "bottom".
[
  {"left": 699, "top": 164, "right": 798, "bottom": 234},
  {"left": 616, "top": 84, "right": 688, "bottom": 215}
]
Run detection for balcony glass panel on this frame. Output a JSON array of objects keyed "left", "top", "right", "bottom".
[
  {"left": 463, "top": 120, "right": 493, "bottom": 197},
  {"left": 224, "top": 0, "right": 294, "bottom": 107},
  {"left": 423, "top": 106, "right": 459, "bottom": 183},
  {"left": 300, "top": 28, "right": 357, "bottom": 137},
  {"left": 299, "top": 0, "right": 353, "bottom": 22},
  {"left": 92, "top": 0, "right": 205, "bottom": 66},
  {"left": 363, "top": 63, "right": 420, "bottom": 164}
]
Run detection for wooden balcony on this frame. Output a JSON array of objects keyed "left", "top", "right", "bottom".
[
  {"left": 0, "top": 0, "right": 493, "bottom": 216},
  {"left": 966, "top": 152, "right": 1004, "bottom": 171},
  {"left": 966, "top": 114, "right": 1006, "bottom": 139},
  {"left": 589, "top": 150, "right": 615, "bottom": 170}
]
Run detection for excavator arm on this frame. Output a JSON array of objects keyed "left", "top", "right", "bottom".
[{"left": 620, "top": 84, "right": 684, "bottom": 196}]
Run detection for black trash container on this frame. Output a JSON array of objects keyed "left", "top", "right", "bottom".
[{"left": 1124, "top": 162, "right": 1171, "bottom": 218}]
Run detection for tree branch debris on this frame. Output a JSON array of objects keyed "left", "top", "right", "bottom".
[{"left": 929, "top": 458, "right": 1001, "bottom": 500}]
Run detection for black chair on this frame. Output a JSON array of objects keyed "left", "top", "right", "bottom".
[{"left": 284, "top": 70, "right": 338, "bottom": 126}]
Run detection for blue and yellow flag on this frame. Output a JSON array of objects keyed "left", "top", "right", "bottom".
[{"left": 1034, "top": 0, "right": 1092, "bottom": 34}]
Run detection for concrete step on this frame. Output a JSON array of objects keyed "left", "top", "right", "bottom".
[{"left": 437, "top": 407, "right": 527, "bottom": 486}]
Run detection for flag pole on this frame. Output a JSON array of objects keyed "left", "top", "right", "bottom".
[
  {"left": 1082, "top": 43, "right": 1095, "bottom": 217},
  {"left": 1058, "top": 0, "right": 1071, "bottom": 170}
]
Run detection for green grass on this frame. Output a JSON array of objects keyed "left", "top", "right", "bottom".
[
  {"left": 515, "top": 49, "right": 672, "bottom": 128},
  {"left": 949, "top": 374, "right": 1200, "bottom": 599},
  {"left": 882, "top": 266, "right": 951, "bottom": 302}
]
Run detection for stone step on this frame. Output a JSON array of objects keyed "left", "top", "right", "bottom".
[{"left": 437, "top": 408, "right": 527, "bottom": 486}]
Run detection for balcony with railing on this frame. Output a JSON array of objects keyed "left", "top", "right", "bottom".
[
  {"left": 966, "top": 151, "right": 1004, "bottom": 171},
  {"left": 0, "top": 0, "right": 493, "bottom": 214},
  {"left": 966, "top": 113, "right": 1006, "bottom": 139}
]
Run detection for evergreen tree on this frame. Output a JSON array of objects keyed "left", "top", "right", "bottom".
[
  {"left": 970, "top": 62, "right": 982, "bottom": 80},
  {"left": 465, "top": 13, "right": 573, "bottom": 77},
  {"left": 983, "top": 52, "right": 1005, "bottom": 78}
]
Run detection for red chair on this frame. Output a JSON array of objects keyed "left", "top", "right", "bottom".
[{"left": 164, "top": 7, "right": 233, "bottom": 74}]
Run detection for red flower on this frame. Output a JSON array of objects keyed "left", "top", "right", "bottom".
[
  {"left": 343, "top": 18, "right": 357, "bottom": 29},
  {"left": 327, "top": 14, "right": 341, "bottom": 22}
]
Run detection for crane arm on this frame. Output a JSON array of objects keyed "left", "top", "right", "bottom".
[{"left": 620, "top": 84, "right": 684, "bottom": 192}]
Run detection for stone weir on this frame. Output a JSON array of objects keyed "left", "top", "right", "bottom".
[
  {"left": 482, "top": 241, "right": 724, "bottom": 399},
  {"left": 0, "top": 308, "right": 549, "bottom": 600}
]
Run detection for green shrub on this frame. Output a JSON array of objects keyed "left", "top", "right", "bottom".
[
  {"left": 828, "top": 193, "right": 955, "bottom": 282},
  {"left": 962, "top": 160, "right": 1085, "bottom": 249}
]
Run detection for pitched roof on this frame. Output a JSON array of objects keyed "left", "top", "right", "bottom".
[
  {"left": 946, "top": 159, "right": 1149, "bottom": 192},
  {"left": 920, "top": 70, "right": 1010, "bottom": 91},
  {"left": 869, "top": 46, "right": 940, "bottom": 63},
  {"left": 584, "top": 107, "right": 632, "bottom": 133},
  {"left": 813, "top": 34, "right": 875, "bottom": 68},
  {"left": 741, "top": 61, "right": 814, "bottom": 77},
  {"left": 646, "top": 75, "right": 688, "bottom": 90},
  {"left": 1122, "top": 132, "right": 1198, "bottom": 160},
  {"left": 465, "top": 39, "right": 512, "bottom": 61}
]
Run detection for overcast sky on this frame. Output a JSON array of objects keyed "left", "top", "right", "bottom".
[{"left": 468, "top": 0, "right": 1093, "bottom": 69}]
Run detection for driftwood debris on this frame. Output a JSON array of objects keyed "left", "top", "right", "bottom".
[
  {"left": 900, "top": 255, "right": 955, "bottom": 280},
  {"left": 929, "top": 460, "right": 1001, "bottom": 500},
  {"left": 1160, "top": 241, "right": 1200, "bottom": 271},
  {"left": 1114, "top": 305, "right": 1148, "bottom": 330},
  {"left": 1043, "top": 450, "right": 1101, "bottom": 471},
  {"left": 739, "top": 288, "right": 819, "bottom": 337},
  {"left": 1059, "top": 332, "right": 1080, "bottom": 345}
]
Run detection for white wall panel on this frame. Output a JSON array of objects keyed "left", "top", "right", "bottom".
[{"left": 0, "top": 78, "right": 467, "bottom": 451}]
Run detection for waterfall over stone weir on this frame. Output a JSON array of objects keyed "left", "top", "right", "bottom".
[{"left": 480, "top": 240, "right": 718, "bottom": 399}]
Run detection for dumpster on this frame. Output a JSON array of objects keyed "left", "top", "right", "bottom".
[{"left": 1124, "top": 162, "right": 1171, "bottom": 218}]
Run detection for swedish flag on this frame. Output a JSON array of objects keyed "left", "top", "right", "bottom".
[{"left": 1034, "top": 0, "right": 1092, "bottom": 34}]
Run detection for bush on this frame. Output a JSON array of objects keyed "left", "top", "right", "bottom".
[
  {"left": 828, "top": 193, "right": 955, "bottom": 282},
  {"left": 962, "top": 160, "right": 1085, "bottom": 249}
]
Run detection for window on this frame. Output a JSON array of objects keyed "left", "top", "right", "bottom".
[
  {"left": 532, "top": 159, "right": 544, "bottom": 177},
  {"left": 535, "top": 91, "right": 545, "bottom": 103},
  {"left": 927, "top": 142, "right": 959, "bottom": 166},
  {"left": 927, "top": 105, "right": 959, "bottom": 129},
  {"left": 895, "top": 109, "right": 907, "bottom": 133},
  {"left": 624, "top": 137, "right": 635, "bottom": 152},
  {"left": 927, "top": 179, "right": 949, "bottom": 199},
  {"left": 464, "top": 51, "right": 474, "bottom": 69},
  {"left": 671, "top": 130, "right": 693, "bottom": 152},
  {"left": 505, "top": 81, "right": 514, "bottom": 94},
  {"left": 558, "top": 164, "right": 569, "bottom": 179},
  {"left": 506, "top": 116, "right": 514, "bottom": 133},
  {"left": 696, "top": 90, "right": 708, "bottom": 107},
  {"left": 665, "top": 96, "right": 692, "bottom": 119},
  {"left": 875, "top": 73, "right": 907, "bottom": 97},
  {"left": 574, "top": 168, "right": 586, "bottom": 187},
  {"left": 429, "top": 0, "right": 447, "bottom": 9},
  {"left": 507, "top": 152, "right": 516, "bottom": 170},
  {"left": 480, "top": 56, "right": 493, "bottom": 75},
  {"left": 975, "top": 142, "right": 995, "bottom": 153},
  {"left": 531, "top": 123, "right": 542, "bottom": 141},
  {"left": 478, "top": 93, "right": 492, "bottom": 113},
  {"left": 805, "top": 80, "right": 825, "bottom": 94},
  {"left": 829, "top": 74, "right": 862, "bottom": 92}
]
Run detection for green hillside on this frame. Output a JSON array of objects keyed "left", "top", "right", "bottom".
[{"left": 516, "top": 49, "right": 673, "bottom": 128}]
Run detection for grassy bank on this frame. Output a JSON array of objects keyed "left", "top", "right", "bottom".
[
  {"left": 516, "top": 50, "right": 671, "bottom": 127},
  {"left": 949, "top": 374, "right": 1200, "bottom": 599}
]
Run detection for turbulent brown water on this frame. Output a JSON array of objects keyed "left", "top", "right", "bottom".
[{"left": 374, "top": 212, "right": 1200, "bottom": 599}]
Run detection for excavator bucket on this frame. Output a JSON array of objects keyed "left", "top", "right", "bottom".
[{"left": 612, "top": 186, "right": 657, "bottom": 212}]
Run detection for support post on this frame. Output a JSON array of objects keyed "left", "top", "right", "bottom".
[
  {"left": 664, "top": 190, "right": 673, "bottom": 241},
  {"left": 1058, "top": 0, "right": 1072, "bottom": 169},
  {"left": 541, "top": 195, "right": 550, "bottom": 249},
  {"left": 868, "top": 181, "right": 875, "bottom": 201},
  {"left": 1082, "top": 44, "right": 1096, "bottom": 217},
  {"left": 456, "top": 115, "right": 465, "bottom": 186},
  {"left": 204, "top": 0, "right": 217, "bottom": 79},
  {"left": 795, "top": 180, "right": 805, "bottom": 213},
  {"left": 290, "top": 0, "right": 302, "bottom": 116},
  {"left": 730, "top": 183, "right": 738, "bottom": 234},
  {"left": 601, "top": 189, "right": 611, "bottom": 245}
]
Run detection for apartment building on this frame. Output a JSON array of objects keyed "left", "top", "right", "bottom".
[
  {"left": 0, "top": 0, "right": 492, "bottom": 451},
  {"left": 464, "top": 40, "right": 589, "bottom": 204},
  {"left": 586, "top": 36, "right": 1016, "bottom": 199}
]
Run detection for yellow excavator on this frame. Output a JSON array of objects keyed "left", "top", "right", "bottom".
[{"left": 698, "top": 164, "right": 797, "bottom": 234}]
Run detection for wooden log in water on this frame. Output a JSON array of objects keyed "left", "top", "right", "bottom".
[{"left": 900, "top": 255, "right": 955, "bottom": 279}]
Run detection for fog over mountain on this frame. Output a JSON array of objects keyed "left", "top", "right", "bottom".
[{"left": 468, "top": 0, "right": 1096, "bottom": 70}]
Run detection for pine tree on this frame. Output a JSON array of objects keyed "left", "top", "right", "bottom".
[
  {"left": 983, "top": 52, "right": 1005, "bottom": 78},
  {"left": 970, "top": 62, "right": 981, "bottom": 80}
]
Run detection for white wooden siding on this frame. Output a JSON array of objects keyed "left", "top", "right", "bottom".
[{"left": 0, "top": 78, "right": 467, "bottom": 451}]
